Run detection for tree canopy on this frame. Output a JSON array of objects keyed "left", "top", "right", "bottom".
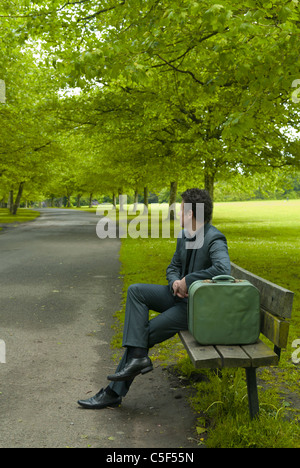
[{"left": 1, "top": 0, "right": 300, "bottom": 212}]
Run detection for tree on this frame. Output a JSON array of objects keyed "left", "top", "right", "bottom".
[
  {"left": 2, "top": 1, "right": 300, "bottom": 201},
  {"left": 0, "top": 19, "right": 65, "bottom": 213}
]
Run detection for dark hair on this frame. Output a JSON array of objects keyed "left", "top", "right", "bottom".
[{"left": 181, "top": 188, "right": 213, "bottom": 223}]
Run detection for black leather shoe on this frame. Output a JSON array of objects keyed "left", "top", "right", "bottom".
[
  {"left": 77, "top": 388, "right": 122, "bottom": 409},
  {"left": 107, "top": 357, "right": 153, "bottom": 382}
]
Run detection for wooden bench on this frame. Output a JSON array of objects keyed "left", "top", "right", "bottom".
[{"left": 179, "top": 262, "right": 294, "bottom": 420}]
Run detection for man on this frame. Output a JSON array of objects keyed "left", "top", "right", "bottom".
[{"left": 78, "top": 188, "right": 231, "bottom": 409}]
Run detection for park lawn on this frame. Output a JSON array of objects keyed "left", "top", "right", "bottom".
[
  {"left": 116, "top": 199, "right": 300, "bottom": 448},
  {"left": 0, "top": 208, "right": 40, "bottom": 227}
]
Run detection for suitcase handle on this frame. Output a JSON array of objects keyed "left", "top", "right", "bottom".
[{"left": 212, "top": 275, "right": 236, "bottom": 283}]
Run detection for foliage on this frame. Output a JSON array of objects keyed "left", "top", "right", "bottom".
[
  {"left": 214, "top": 170, "right": 300, "bottom": 201},
  {"left": 1, "top": 0, "right": 300, "bottom": 210},
  {"left": 0, "top": 25, "right": 65, "bottom": 213}
]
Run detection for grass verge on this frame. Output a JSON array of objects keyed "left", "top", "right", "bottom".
[{"left": 0, "top": 208, "right": 40, "bottom": 232}]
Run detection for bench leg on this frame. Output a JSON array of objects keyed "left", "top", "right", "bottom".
[{"left": 245, "top": 368, "right": 259, "bottom": 420}]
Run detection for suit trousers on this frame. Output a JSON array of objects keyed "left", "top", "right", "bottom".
[{"left": 108, "top": 283, "right": 188, "bottom": 397}]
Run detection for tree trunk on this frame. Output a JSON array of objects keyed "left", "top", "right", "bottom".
[
  {"left": 168, "top": 181, "right": 178, "bottom": 220},
  {"left": 77, "top": 194, "right": 82, "bottom": 208},
  {"left": 89, "top": 193, "right": 93, "bottom": 208},
  {"left": 12, "top": 182, "right": 25, "bottom": 215},
  {"left": 132, "top": 189, "right": 138, "bottom": 213},
  {"left": 112, "top": 193, "right": 117, "bottom": 209},
  {"left": 204, "top": 165, "right": 215, "bottom": 201},
  {"left": 8, "top": 190, "right": 13, "bottom": 213},
  {"left": 118, "top": 189, "right": 126, "bottom": 212}
]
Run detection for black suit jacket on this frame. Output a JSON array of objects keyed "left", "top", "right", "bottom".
[{"left": 166, "top": 223, "right": 231, "bottom": 291}]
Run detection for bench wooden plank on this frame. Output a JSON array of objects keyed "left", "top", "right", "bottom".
[
  {"left": 231, "top": 262, "right": 294, "bottom": 319},
  {"left": 180, "top": 333, "right": 279, "bottom": 369},
  {"left": 215, "top": 345, "right": 251, "bottom": 368},
  {"left": 241, "top": 340, "right": 279, "bottom": 367},
  {"left": 260, "top": 308, "right": 290, "bottom": 349},
  {"left": 179, "top": 331, "right": 222, "bottom": 368}
]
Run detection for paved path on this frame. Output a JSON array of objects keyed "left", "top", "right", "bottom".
[{"left": 0, "top": 209, "right": 199, "bottom": 449}]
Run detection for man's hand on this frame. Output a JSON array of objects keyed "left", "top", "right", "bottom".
[{"left": 172, "top": 278, "right": 188, "bottom": 298}]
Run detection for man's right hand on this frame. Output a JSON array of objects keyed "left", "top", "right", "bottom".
[
  {"left": 173, "top": 279, "right": 188, "bottom": 298},
  {"left": 172, "top": 280, "right": 180, "bottom": 296}
]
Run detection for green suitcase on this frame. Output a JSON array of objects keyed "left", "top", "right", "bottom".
[{"left": 188, "top": 275, "right": 260, "bottom": 345}]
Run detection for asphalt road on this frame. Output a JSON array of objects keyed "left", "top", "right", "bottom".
[{"left": 0, "top": 209, "right": 199, "bottom": 449}]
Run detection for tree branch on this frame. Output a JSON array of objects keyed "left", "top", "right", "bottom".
[
  {"left": 151, "top": 46, "right": 195, "bottom": 69},
  {"left": 58, "top": 116, "right": 97, "bottom": 127},
  {"left": 33, "top": 141, "right": 52, "bottom": 152},
  {"left": 77, "top": 1, "right": 125, "bottom": 22},
  {"left": 0, "top": 0, "right": 113, "bottom": 20},
  {"left": 154, "top": 54, "right": 204, "bottom": 85}
]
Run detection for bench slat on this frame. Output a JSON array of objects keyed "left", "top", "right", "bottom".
[
  {"left": 231, "top": 262, "right": 294, "bottom": 319},
  {"left": 180, "top": 332, "right": 280, "bottom": 369},
  {"left": 215, "top": 345, "right": 251, "bottom": 368},
  {"left": 260, "top": 308, "right": 290, "bottom": 348},
  {"left": 179, "top": 331, "right": 222, "bottom": 368},
  {"left": 241, "top": 340, "right": 279, "bottom": 367}
]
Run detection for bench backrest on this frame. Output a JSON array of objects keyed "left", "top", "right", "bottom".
[{"left": 231, "top": 262, "right": 294, "bottom": 350}]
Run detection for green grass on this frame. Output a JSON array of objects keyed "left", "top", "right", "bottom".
[
  {"left": 0, "top": 208, "right": 40, "bottom": 231},
  {"left": 115, "top": 199, "right": 300, "bottom": 448}
]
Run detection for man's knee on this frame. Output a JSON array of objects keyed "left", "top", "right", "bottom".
[
  {"left": 127, "top": 283, "right": 140, "bottom": 294},
  {"left": 127, "top": 283, "right": 143, "bottom": 300}
]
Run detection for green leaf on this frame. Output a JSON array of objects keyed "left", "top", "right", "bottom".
[{"left": 196, "top": 427, "right": 207, "bottom": 435}]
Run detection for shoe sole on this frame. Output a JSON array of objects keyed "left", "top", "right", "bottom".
[
  {"left": 77, "top": 400, "right": 121, "bottom": 410},
  {"left": 141, "top": 365, "right": 154, "bottom": 375},
  {"left": 108, "top": 365, "right": 153, "bottom": 382}
]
